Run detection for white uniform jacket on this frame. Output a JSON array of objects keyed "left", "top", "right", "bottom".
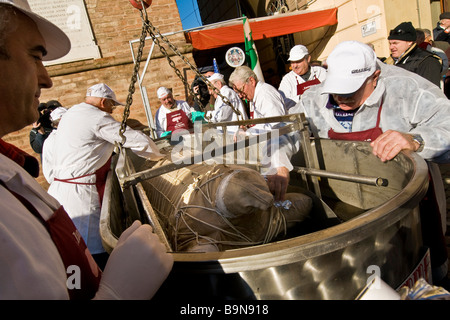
[
  {"left": 42, "top": 102, "right": 163, "bottom": 254},
  {"left": 207, "top": 85, "right": 248, "bottom": 132},
  {"left": 154, "top": 100, "right": 192, "bottom": 138},
  {"left": 278, "top": 66, "right": 327, "bottom": 110},
  {"left": 275, "top": 61, "right": 450, "bottom": 172},
  {"left": 0, "top": 153, "right": 69, "bottom": 299},
  {"left": 248, "top": 81, "right": 287, "bottom": 134}
]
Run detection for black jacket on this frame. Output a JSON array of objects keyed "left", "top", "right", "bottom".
[{"left": 387, "top": 44, "right": 442, "bottom": 87}]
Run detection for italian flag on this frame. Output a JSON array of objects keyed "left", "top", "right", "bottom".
[{"left": 243, "top": 16, "right": 265, "bottom": 82}]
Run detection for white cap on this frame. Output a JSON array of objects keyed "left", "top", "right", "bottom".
[
  {"left": 288, "top": 45, "right": 309, "bottom": 61},
  {"left": 86, "top": 83, "right": 124, "bottom": 106},
  {"left": 207, "top": 73, "right": 224, "bottom": 82},
  {"left": 322, "top": 41, "right": 377, "bottom": 95},
  {"left": 0, "top": 0, "right": 71, "bottom": 61},
  {"left": 50, "top": 107, "right": 67, "bottom": 122},
  {"left": 157, "top": 87, "right": 171, "bottom": 99}
]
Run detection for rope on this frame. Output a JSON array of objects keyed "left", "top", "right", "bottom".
[{"left": 150, "top": 165, "right": 287, "bottom": 251}]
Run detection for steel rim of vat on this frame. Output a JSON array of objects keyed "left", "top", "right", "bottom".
[{"left": 169, "top": 151, "right": 429, "bottom": 273}]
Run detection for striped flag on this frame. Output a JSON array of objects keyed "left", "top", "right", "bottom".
[{"left": 243, "top": 15, "right": 264, "bottom": 82}]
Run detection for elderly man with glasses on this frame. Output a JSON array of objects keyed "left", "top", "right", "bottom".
[
  {"left": 385, "top": 21, "right": 442, "bottom": 87},
  {"left": 229, "top": 65, "right": 286, "bottom": 133}
]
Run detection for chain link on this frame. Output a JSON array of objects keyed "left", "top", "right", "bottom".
[
  {"left": 119, "top": 2, "right": 245, "bottom": 138},
  {"left": 143, "top": 19, "right": 244, "bottom": 120},
  {"left": 119, "top": 8, "right": 148, "bottom": 146}
]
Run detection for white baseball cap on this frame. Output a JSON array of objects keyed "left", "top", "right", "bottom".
[
  {"left": 50, "top": 107, "right": 67, "bottom": 122},
  {"left": 0, "top": 0, "right": 71, "bottom": 61},
  {"left": 288, "top": 45, "right": 309, "bottom": 61},
  {"left": 86, "top": 83, "right": 125, "bottom": 106},
  {"left": 321, "top": 41, "right": 378, "bottom": 95},
  {"left": 157, "top": 87, "right": 171, "bottom": 99},
  {"left": 207, "top": 73, "right": 224, "bottom": 82}
]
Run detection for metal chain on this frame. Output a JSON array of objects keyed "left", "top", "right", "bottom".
[
  {"left": 144, "top": 24, "right": 206, "bottom": 113},
  {"left": 119, "top": 1, "right": 245, "bottom": 145},
  {"left": 119, "top": 8, "right": 148, "bottom": 146},
  {"left": 140, "top": 11, "right": 244, "bottom": 120}
]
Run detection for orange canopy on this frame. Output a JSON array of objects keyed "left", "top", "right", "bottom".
[{"left": 185, "top": 8, "right": 338, "bottom": 50}]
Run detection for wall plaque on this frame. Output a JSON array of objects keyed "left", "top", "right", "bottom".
[{"left": 29, "top": 0, "right": 101, "bottom": 65}]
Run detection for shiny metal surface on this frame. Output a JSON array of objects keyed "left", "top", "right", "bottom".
[{"left": 100, "top": 139, "right": 429, "bottom": 300}]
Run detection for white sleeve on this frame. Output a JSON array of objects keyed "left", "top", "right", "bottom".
[
  {"left": 154, "top": 108, "right": 165, "bottom": 138},
  {"left": 96, "top": 115, "right": 164, "bottom": 160},
  {"left": 0, "top": 188, "right": 69, "bottom": 299},
  {"left": 41, "top": 131, "right": 56, "bottom": 184}
]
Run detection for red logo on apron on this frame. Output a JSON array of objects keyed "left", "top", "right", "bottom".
[{"left": 166, "top": 109, "right": 192, "bottom": 133}]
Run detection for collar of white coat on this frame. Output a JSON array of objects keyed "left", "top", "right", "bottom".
[{"left": 252, "top": 80, "right": 264, "bottom": 103}]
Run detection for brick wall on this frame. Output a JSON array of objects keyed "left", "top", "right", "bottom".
[{"left": 3, "top": 0, "right": 196, "bottom": 189}]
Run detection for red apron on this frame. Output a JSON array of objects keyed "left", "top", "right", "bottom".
[
  {"left": 166, "top": 109, "right": 192, "bottom": 133},
  {"left": 54, "top": 156, "right": 112, "bottom": 206},
  {"left": 0, "top": 183, "right": 101, "bottom": 300},
  {"left": 297, "top": 77, "right": 321, "bottom": 96},
  {"left": 328, "top": 103, "right": 383, "bottom": 142},
  {"left": 327, "top": 102, "right": 447, "bottom": 273},
  {"left": 0, "top": 139, "right": 40, "bottom": 178}
]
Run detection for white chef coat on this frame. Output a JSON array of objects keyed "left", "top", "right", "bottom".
[
  {"left": 42, "top": 102, "right": 163, "bottom": 254},
  {"left": 207, "top": 85, "right": 248, "bottom": 132},
  {"left": 154, "top": 100, "right": 192, "bottom": 138},
  {"left": 283, "top": 61, "right": 450, "bottom": 165},
  {"left": 278, "top": 66, "right": 327, "bottom": 110},
  {"left": 0, "top": 153, "right": 69, "bottom": 299},
  {"left": 248, "top": 81, "right": 287, "bottom": 134}
]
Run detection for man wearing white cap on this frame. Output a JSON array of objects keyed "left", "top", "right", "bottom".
[
  {"left": 270, "top": 41, "right": 450, "bottom": 287},
  {"left": 154, "top": 86, "right": 192, "bottom": 138},
  {"left": 206, "top": 72, "right": 248, "bottom": 131},
  {"left": 278, "top": 45, "right": 327, "bottom": 110},
  {"left": 43, "top": 82, "right": 166, "bottom": 268},
  {"left": 0, "top": 0, "right": 172, "bottom": 300}
]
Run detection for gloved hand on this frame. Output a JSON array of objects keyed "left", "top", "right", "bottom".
[{"left": 94, "top": 220, "right": 173, "bottom": 300}]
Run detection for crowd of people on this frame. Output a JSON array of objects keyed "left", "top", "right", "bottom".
[{"left": 0, "top": 0, "right": 449, "bottom": 299}]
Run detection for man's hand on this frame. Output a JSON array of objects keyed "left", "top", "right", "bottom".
[
  {"left": 370, "top": 130, "right": 418, "bottom": 162},
  {"left": 95, "top": 221, "right": 173, "bottom": 300},
  {"left": 266, "top": 167, "right": 290, "bottom": 201}
]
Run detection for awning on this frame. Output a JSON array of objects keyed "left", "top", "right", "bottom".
[{"left": 185, "top": 8, "right": 338, "bottom": 50}]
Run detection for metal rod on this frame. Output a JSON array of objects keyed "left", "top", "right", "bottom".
[
  {"left": 120, "top": 123, "right": 297, "bottom": 188},
  {"left": 293, "top": 166, "right": 389, "bottom": 187}
]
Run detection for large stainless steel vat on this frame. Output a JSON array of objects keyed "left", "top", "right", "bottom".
[{"left": 100, "top": 138, "right": 429, "bottom": 300}]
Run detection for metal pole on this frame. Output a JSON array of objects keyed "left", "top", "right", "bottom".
[{"left": 293, "top": 166, "right": 389, "bottom": 187}]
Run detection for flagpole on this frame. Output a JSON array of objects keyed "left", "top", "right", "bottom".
[{"left": 243, "top": 15, "right": 265, "bottom": 82}]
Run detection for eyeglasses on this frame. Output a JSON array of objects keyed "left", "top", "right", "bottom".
[{"left": 233, "top": 81, "right": 248, "bottom": 95}]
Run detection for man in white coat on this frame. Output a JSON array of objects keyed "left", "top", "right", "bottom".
[
  {"left": 278, "top": 45, "right": 327, "bottom": 110},
  {"left": 206, "top": 72, "right": 248, "bottom": 132},
  {"left": 154, "top": 86, "right": 192, "bottom": 138},
  {"left": 43, "top": 83, "right": 164, "bottom": 269},
  {"left": 0, "top": 0, "right": 172, "bottom": 300},
  {"left": 270, "top": 41, "right": 450, "bottom": 286},
  {"left": 229, "top": 65, "right": 286, "bottom": 134}
]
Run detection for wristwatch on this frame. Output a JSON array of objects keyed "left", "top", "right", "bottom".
[{"left": 411, "top": 134, "right": 424, "bottom": 152}]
